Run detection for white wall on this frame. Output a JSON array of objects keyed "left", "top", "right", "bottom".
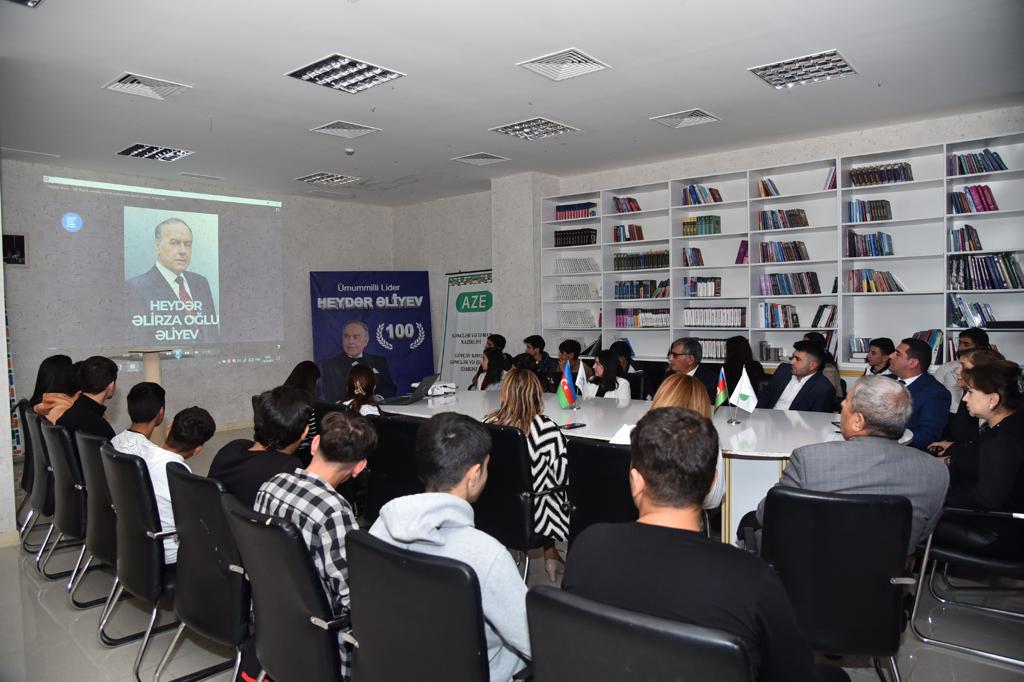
[{"left": 0, "top": 165, "right": 16, "bottom": 535}]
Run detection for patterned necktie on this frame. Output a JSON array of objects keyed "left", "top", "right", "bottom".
[{"left": 176, "top": 275, "right": 192, "bottom": 304}]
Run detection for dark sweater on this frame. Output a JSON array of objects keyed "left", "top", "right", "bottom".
[
  {"left": 57, "top": 395, "right": 115, "bottom": 440},
  {"left": 207, "top": 439, "right": 302, "bottom": 508}
]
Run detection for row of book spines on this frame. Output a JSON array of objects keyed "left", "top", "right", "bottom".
[
  {"left": 615, "top": 308, "right": 670, "bottom": 329},
  {"left": 810, "top": 304, "right": 837, "bottom": 328},
  {"left": 758, "top": 272, "right": 823, "bottom": 296},
  {"left": 555, "top": 202, "right": 598, "bottom": 220},
  {"left": 681, "top": 214, "right": 721, "bottom": 229},
  {"left": 612, "top": 224, "right": 645, "bottom": 242},
  {"left": 847, "top": 200, "right": 892, "bottom": 222},
  {"left": 759, "top": 241, "right": 810, "bottom": 263},
  {"left": 553, "top": 257, "right": 601, "bottom": 275},
  {"left": 679, "top": 277, "right": 722, "bottom": 298},
  {"left": 948, "top": 224, "right": 983, "bottom": 252},
  {"left": 554, "top": 283, "right": 598, "bottom": 300},
  {"left": 695, "top": 338, "right": 728, "bottom": 360},
  {"left": 680, "top": 185, "right": 723, "bottom": 206},
  {"left": 911, "top": 329, "right": 944, "bottom": 364},
  {"left": 555, "top": 310, "right": 597, "bottom": 328},
  {"left": 680, "top": 225, "right": 722, "bottom": 236},
  {"left": 756, "top": 209, "right": 809, "bottom": 230},
  {"left": 947, "top": 149, "right": 1008, "bottom": 176},
  {"left": 846, "top": 269, "right": 905, "bottom": 293},
  {"left": 948, "top": 253, "right": 1024, "bottom": 290},
  {"left": 681, "top": 308, "right": 746, "bottom": 328},
  {"left": 848, "top": 162, "right": 914, "bottom": 186},
  {"left": 848, "top": 336, "right": 873, "bottom": 353},
  {"left": 613, "top": 279, "right": 669, "bottom": 299},
  {"left": 612, "top": 196, "right": 642, "bottom": 213},
  {"left": 947, "top": 294, "right": 998, "bottom": 328},
  {"left": 612, "top": 251, "right": 670, "bottom": 271},
  {"left": 680, "top": 248, "right": 704, "bottom": 267},
  {"left": 553, "top": 228, "right": 598, "bottom": 247},
  {"left": 756, "top": 178, "right": 781, "bottom": 197},
  {"left": 759, "top": 303, "right": 800, "bottom": 328},
  {"left": 949, "top": 185, "right": 999, "bottom": 213},
  {"left": 845, "top": 231, "right": 894, "bottom": 258}
]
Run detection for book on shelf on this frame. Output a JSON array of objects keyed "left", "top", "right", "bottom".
[
  {"left": 556, "top": 309, "right": 597, "bottom": 328},
  {"left": 613, "top": 279, "right": 669, "bottom": 300},
  {"left": 759, "top": 240, "right": 810, "bottom": 263},
  {"left": 735, "top": 239, "right": 749, "bottom": 264},
  {"left": 679, "top": 248, "right": 704, "bottom": 267},
  {"left": 756, "top": 209, "right": 810, "bottom": 230},
  {"left": 848, "top": 336, "right": 873, "bottom": 355},
  {"left": 949, "top": 185, "right": 999, "bottom": 213},
  {"left": 612, "top": 224, "right": 645, "bottom": 242},
  {"left": 947, "top": 293, "right": 998, "bottom": 329},
  {"left": 682, "top": 307, "right": 746, "bottom": 328},
  {"left": 845, "top": 229, "right": 894, "bottom": 257},
  {"left": 847, "top": 199, "right": 892, "bottom": 222},
  {"left": 680, "top": 215, "right": 721, "bottom": 235},
  {"left": 810, "top": 304, "right": 837, "bottom": 327},
  {"left": 848, "top": 162, "right": 914, "bottom": 186},
  {"left": 680, "top": 276, "right": 722, "bottom": 298},
  {"left": 831, "top": 276, "right": 839, "bottom": 293},
  {"left": 612, "top": 196, "right": 642, "bottom": 213},
  {"left": 553, "top": 227, "right": 598, "bottom": 247},
  {"left": 758, "top": 302, "right": 800, "bottom": 329},
  {"left": 555, "top": 201, "right": 598, "bottom": 220},
  {"left": 823, "top": 167, "right": 837, "bottom": 190},
  {"left": 553, "top": 256, "right": 601, "bottom": 275},
  {"left": 911, "top": 329, "right": 944, "bottom": 366},
  {"left": 613, "top": 250, "right": 669, "bottom": 271},
  {"left": 554, "top": 283, "right": 599, "bottom": 301},
  {"left": 580, "top": 334, "right": 602, "bottom": 357},
  {"left": 947, "top": 149, "right": 1008, "bottom": 176},
  {"left": 759, "top": 340, "right": 785, "bottom": 362},
  {"left": 756, "top": 178, "right": 781, "bottom": 197},
  {"left": 758, "top": 271, "right": 822, "bottom": 296},
  {"left": 948, "top": 224, "right": 983, "bottom": 252},
  {"left": 680, "top": 184, "right": 723, "bottom": 206},
  {"left": 693, "top": 338, "right": 727, "bottom": 361},
  {"left": 947, "top": 252, "right": 1024, "bottom": 290},
  {"left": 615, "top": 307, "right": 670, "bottom": 329},
  {"left": 846, "top": 269, "right": 906, "bottom": 293}
]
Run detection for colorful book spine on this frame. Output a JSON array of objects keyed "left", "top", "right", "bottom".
[
  {"left": 554, "top": 202, "right": 598, "bottom": 220},
  {"left": 553, "top": 228, "right": 598, "bottom": 247},
  {"left": 612, "top": 250, "right": 670, "bottom": 271},
  {"left": 947, "top": 149, "right": 1009, "bottom": 176},
  {"left": 848, "top": 162, "right": 914, "bottom": 186},
  {"left": 847, "top": 199, "right": 892, "bottom": 222}
]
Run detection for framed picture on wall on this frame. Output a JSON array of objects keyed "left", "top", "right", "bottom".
[{"left": 3, "top": 234, "right": 27, "bottom": 266}]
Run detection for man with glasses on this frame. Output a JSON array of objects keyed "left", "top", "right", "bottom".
[
  {"left": 665, "top": 337, "right": 719, "bottom": 402},
  {"left": 760, "top": 341, "right": 836, "bottom": 413}
]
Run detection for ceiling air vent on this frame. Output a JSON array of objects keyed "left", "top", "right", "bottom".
[
  {"left": 118, "top": 144, "right": 193, "bottom": 162},
  {"left": 179, "top": 172, "right": 224, "bottom": 181},
  {"left": 310, "top": 120, "right": 382, "bottom": 139},
  {"left": 102, "top": 72, "right": 192, "bottom": 100},
  {"left": 287, "top": 54, "right": 404, "bottom": 94},
  {"left": 295, "top": 172, "right": 360, "bottom": 186},
  {"left": 517, "top": 48, "right": 609, "bottom": 81},
  {"left": 490, "top": 117, "right": 580, "bottom": 141},
  {"left": 451, "top": 153, "right": 510, "bottom": 166},
  {"left": 749, "top": 49, "right": 856, "bottom": 90},
  {"left": 650, "top": 108, "right": 720, "bottom": 129}
]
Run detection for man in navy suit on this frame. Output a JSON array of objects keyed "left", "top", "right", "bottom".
[
  {"left": 666, "top": 337, "right": 721, "bottom": 403},
  {"left": 126, "top": 217, "right": 219, "bottom": 342},
  {"left": 760, "top": 341, "right": 836, "bottom": 413},
  {"left": 321, "top": 320, "right": 396, "bottom": 400},
  {"left": 888, "top": 337, "right": 951, "bottom": 451}
]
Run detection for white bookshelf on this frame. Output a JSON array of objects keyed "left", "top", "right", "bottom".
[{"left": 539, "top": 133, "right": 1024, "bottom": 367}]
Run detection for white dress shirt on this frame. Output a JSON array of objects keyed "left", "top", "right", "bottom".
[
  {"left": 773, "top": 374, "right": 813, "bottom": 411},
  {"left": 581, "top": 377, "right": 632, "bottom": 401},
  {"left": 155, "top": 261, "right": 193, "bottom": 300}
]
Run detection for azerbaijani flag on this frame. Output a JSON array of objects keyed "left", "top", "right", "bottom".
[
  {"left": 557, "top": 362, "right": 577, "bottom": 408},
  {"left": 713, "top": 367, "right": 729, "bottom": 408}
]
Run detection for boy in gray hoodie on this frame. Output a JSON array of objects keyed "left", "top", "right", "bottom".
[{"left": 369, "top": 412, "right": 531, "bottom": 682}]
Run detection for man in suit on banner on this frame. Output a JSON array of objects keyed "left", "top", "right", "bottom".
[
  {"left": 321, "top": 320, "right": 396, "bottom": 401},
  {"left": 760, "top": 341, "right": 836, "bottom": 413}
]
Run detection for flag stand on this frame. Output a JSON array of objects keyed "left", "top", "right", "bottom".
[{"left": 726, "top": 403, "right": 742, "bottom": 425}]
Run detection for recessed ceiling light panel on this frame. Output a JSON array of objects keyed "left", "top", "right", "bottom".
[
  {"left": 6, "top": 0, "right": 44, "bottom": 7},
  {"left": 295, "top": 172, "right": 360, "bottom": 186},
  {"left": 517, "top": 48, "right": 609, "bottom": 81},
  {"left": 650, "top": 108, "right": 720, "bottom": 129},
  {"left": 310, "top": 120, "right": 382, "bottom": 139},
  {"left": 179, "top": 172, "right": 224, "bottom": 181},
  {"left": 490, "top": 117, "right": 580, "bottom": 141},
  {"left": 749, "top": 49, "right": 856, "bottom": 89},
  {"left": 451, "top": 153, "right": 510, "bottom": 166},
  {"left": 102, "top": 72, "right": 192, "bottom": 100},
  {"left": 287, "top": 54, "right": 405, "bottom": 94},
  {"left": 118, "top": 144, "right": 193, "bottom": 162}
]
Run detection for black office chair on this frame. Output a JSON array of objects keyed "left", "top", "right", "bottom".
[
  {"left": 760, "top": 487, "right": 912, "bottom": 682},
  {"left": 99, "top": 444, "right": 180, "bottom": 679},
  {"left": 346, "top": 530, "right": 491, "bottom": 682},
  {"left": 21, "top": 411, "right": 55, "bottom": 554},
  {"left": 564, "top": 437, "right": 636, "bottom": 548},
  {"left": 363, "top": 414, "right": 425, "bottom": 524},
  {"left": 13, "top": 399, "right": 35, "bottom": 522},
  {"left": 154, "top": 465, "right": 250, "bottom": 682},
  {"left": 624, "top": 371, "right": 646, "bottom": 400},
  {"left": 526, "top": 585, "right": 752, "bottom": 681},
  {"left": 73, "top": 432, "right": 121, "bottom": 613},
  {"left": 222, "top": 495, "right": 350, "bottom": 682},
  {"left": 910, "top": 507, "right": 1024, "bottom": 668}
]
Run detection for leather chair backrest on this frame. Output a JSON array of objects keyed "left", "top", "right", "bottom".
[
  {"left": 76, "top": 432, "right": 117, "bottom": 566},
  {"left": 625, "top": 371, "right": 646, "bottom": 400},
  {"left": 222, "top": 495, "right": 342, "bottom": 682},
  {"left": 346, "top": 530, "right": 489, "bottom": 682},
  {"left": 100, "top": 444, "right": 166, "bottom": 604},
  {"left": 526, "top": 585, "right": 752, "bottom": 682},
  {"left": 363, "top": 414, "right": 424, "bottom": 524},
  {"left": 16, "top": 399, "right": 35, "bottom": 495},
  {"left": 40, "top": 423, "right": 87, "bottom": 540},
  {"left": 760, "top": 486, "right": 912, "bottom": 656},
  {"left": 24, "top": 412, "right": 54, "bottom": 515},
  {"left": 166, "top": 465, "right": 250, "bottom": 647},
  {"left": 565, "top": 438, "right": 637, "bottom": 547},
  {"left": 473, "top": 423, "right": 535, "bottom": 551}
]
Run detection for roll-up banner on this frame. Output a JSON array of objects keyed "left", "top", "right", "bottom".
[{"left": 439, "top": 270, "right": 494, "bottom": 389}]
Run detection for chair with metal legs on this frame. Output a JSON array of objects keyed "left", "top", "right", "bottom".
[
  {"left": 20, "top": 411, "right": 56, "bottom": 554},
  {"left": 13, "top": 400, "right": 36, "bottom": 526},
  {"left": 99, "top": 444, "right": 180, "bottom": 680}
]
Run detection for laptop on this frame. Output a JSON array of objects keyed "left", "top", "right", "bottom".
[{"left": 379, "top": 374, "right": 440, "bottom": 406}]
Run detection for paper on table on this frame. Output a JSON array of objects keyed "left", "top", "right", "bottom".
[{"left": 609, "top": 424, "right": 635, "bottom": 445}]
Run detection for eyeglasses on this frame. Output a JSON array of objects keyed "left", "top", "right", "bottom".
[{"left": 667, "top": 351, "right": 691, "bottom": 359}]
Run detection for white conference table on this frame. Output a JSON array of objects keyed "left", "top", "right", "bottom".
[{"left": 385, "top": 391, "right": 840, "bottom": 543}]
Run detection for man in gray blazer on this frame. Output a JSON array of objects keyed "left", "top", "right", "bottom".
[{"left": 756, "top": 374, "right": 948, "bottom": 555}]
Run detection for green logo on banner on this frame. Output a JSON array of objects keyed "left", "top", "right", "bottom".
[{"left": 456, "top": 291, "right": 492, "bottom": 313}]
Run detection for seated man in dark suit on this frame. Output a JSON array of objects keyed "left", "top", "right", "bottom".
[
  {"left": 321, "top": 320, "right": 396, "bottom": 401},
  {"left": 665, "top": 337, "right": 719, "bottom": 402},
  {"left": 888, "top": 337, "right": 951, "bottom": 451},
  {"left": 760, "top": 341, "right": 836, "bottom": 413},
  {"left": 57, "top": 355, "right": 117, "bottom": 440},
  {"left": 563, "top": 408, "right": 827, "bottom": 682}
]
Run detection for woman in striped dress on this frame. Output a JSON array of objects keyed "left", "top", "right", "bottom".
[{"left": 485, "top": 368, "right": 569, "bottom": 581}]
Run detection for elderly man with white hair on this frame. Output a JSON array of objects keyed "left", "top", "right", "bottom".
[{"left": 754, "top": 375, "right": 949, "bottom": 555}]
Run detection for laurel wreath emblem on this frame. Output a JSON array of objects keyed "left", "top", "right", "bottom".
[
  {"left": 410, "top": 323, "right": 426, "bottom": 349},
  {"left": 375, "top": 323, "right": 394, "bottom": 351}
]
